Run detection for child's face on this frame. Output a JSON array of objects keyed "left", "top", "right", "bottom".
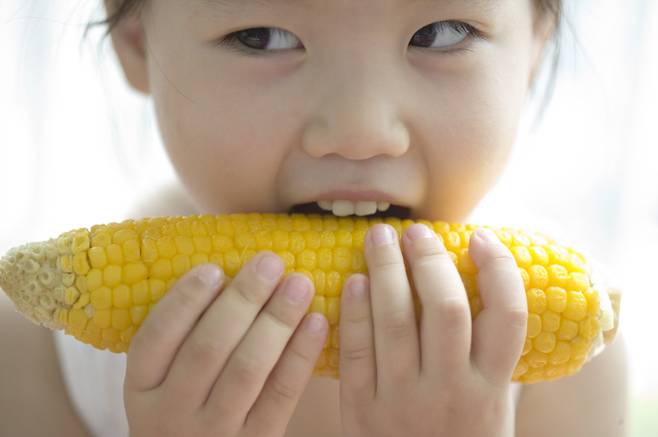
[{"left": 111, "top": 0, "right": 554, "bottom": 221}]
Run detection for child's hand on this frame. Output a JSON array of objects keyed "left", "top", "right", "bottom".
[
  {"left": 338, "top": 224, "right": 527, "bottom": 437},
  {"left": 123, "top": 253, "right": 328, "bottom": 437}
]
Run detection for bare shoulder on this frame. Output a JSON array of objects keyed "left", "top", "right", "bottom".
[
  {"left": 0, "top": 295, "right": 90, "bottom": 435},
  {"left": 515, "top": 333, "right": 629, "bottom": 437},
  {"left": 126, "top": 181, "right": 198, "bottom": 219}
]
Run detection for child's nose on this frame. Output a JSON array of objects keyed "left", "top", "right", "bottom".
[{"left": 301, "top": 79, "right": 410, "bottom": 160}]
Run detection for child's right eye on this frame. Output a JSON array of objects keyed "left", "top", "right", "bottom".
[{"left": 217, "top": 27, "right": 304, "bottom": 56}]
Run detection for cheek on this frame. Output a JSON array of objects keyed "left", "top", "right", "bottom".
[
  {"left": 148, "top": 65, "right": 291, "bottom": 211},
  {"left": 418, "top": 54, "right": 529, "bottom": 218}
]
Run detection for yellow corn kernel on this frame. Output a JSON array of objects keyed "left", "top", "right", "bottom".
[
  {"left": 113, "top": 229, "right": 138, "bottom": 245},
  {"left": 88, "top": 246, "right": 108, "bottom": 269},
  {"left": 528, "top": 264, "right": 549, "bottom": 289},
  {"left": 91, "top": 286, "right": 112, "bottom": 310},
  {"left": 526, "top": 288, "right": 547, "bottom": 314},
  {"left": 112, "top": 309, "right": 132, "bottom": 331},
  {"left": 72, "top": 231, "right": 90, "bottom": 253},
  {"left": 123, "top": 262, "right": 148, "bottom": 285},
  {"left": 0, "top": 213, "right": 619, "bottom": 385},
  {"left": 172, "top": 254, "right": 191, "bottom": 277},
  {"left": 511, "top": 245, "right": 533, "bottom": 268},
  {"left": 542, "top": 311, "right": 561, "bottom": 333},
  {"left": 122, "top": 239, "right": 141, "bottom": 262},
  {"left": 549, "top": 341, "right": 571, "bottom": 365},
  {"left": 106, "top": 244, "right": 123, "bottom": 265},
  {"left": 533, "top": 332, "right": 556, "bottom": 354},
  {"left": 131, "top": 280, "right": 150, "bottom": 305},
  {"left": 547, "top": 264, "right": 570, "bottom": 288},
  {"left": 150, "top": 258, "right": 172, "bottom": 280},
  {"left": 92, "top": 309, "right": 111, "bottom": 329},
  {"left": 103, "top": 265, "right": 122, "bottom": 288},
  {"left": 72, "top": 293, "right": 90, "bottom": 310},
  {"left": 327, "top": 297, "right": 340, "bottom": 325},
  {"left": 564, "top": 291, "right": 588, "bottom": 321},
  {"left": 558, "top": 319, "right": 580, "bottom": 341},
  {"left": 529, "top": 245, "right": 549, "bottom": 265},
  {"left": 113, "top": 285, "right": 132, "bottom": 309},
  {"left": 68, "top": 308, "right": 89, "bottom": 331},
  {"left": 86, "top": 268, "right": 103, "bottom": 291},
  {"left": 311, "top": 295, "right": 326, "bottom": 314},
  {"left": 546, "top": 286, "right": 568, "bottom": 313},
  {"left": 91, "top": 231, "right": 111, "bottom": 247},
  {"left": 72, "top": 252, "right": 90, "bottom": 276},
  {"left": 64, "top": 287, "right": 81, "bottom": 305}
]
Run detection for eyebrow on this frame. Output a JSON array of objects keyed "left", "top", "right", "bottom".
[{"left": 198, "top": 0, "right": 500, "bottom": 14}]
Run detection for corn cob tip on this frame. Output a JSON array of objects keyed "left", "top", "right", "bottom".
[{"left": 0, "top": 239, "right": 65, "bottom": 330}]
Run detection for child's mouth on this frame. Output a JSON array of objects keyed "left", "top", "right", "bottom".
[{"left": 288, "top": 202, "right": 412, "bottom": 220}]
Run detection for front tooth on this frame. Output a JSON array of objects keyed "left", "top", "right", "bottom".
[
  {"left": 332, "top": 200, "right": 355, "bottom": 216},
  {"left": 355, "top": 201, "right": 378, "bottom": 216},
  {"left": 314, "top": 200, "right": 391, "bottom": 216}
]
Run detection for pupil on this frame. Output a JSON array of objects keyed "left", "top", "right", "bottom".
[
  {"left": 411, "top": 24, "right": 436, "bottom": 47},
  {"left": 238, "top": 28, "right": 270, "bottom": 50}
]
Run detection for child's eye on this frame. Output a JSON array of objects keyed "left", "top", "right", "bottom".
[
  {"left": 218, "top": 27, "right": 303, "bottom": 55},
  {"left": 409, "top": 21, "right": 483, "bottom": 51},
  {"left": 217, "top": 21, "right": 483, "bottom": 56}
]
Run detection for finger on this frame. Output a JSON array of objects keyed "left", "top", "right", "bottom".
[
  {"left": 125, "top": 263, "right": 224, "bottom": 393},
  {"left": 162, "top": 252, "right": 284, "bottom": 409},
  {"left": 468, "top": 228, "right": 528, "bottom": 387},
  {"left": 401, "top": 224, "right": 472, "bottom": 380},
  {"left": 365, "top": 224, "right": 420, "bottom": 389},
  {"left": 245, "top": 312, "right": 328, "bottom": 436},
  {"left": 203, "top": 273, "right": 314, "bottom": 428},
  {"left": 339, "top": 274, "right": 376, "bottom": 402}
]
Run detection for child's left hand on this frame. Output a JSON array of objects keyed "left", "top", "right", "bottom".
[{"left": 338, "top": 223, "right": 528, "bottom": 437}]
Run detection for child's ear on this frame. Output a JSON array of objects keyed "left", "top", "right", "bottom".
[
  {"left": 105, "top": 1, "right": 149, "bottom": 94},
  {"left": 528, "top": 9, "right": 559, "bottom": 88}
]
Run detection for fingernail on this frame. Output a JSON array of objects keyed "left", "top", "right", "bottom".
[
  {"left": 196, "top": 264, "right": 222, "bottom": 288},
  {"left": 257, "top": 253, "right": 284, "bottom": 281},
  {"left": 370, "top": 225, "right": 395, "bottom": 247},
  {"left": 475, "top": 228, "right": 498, "bottom": 243},
  {"left": 405, "top": 224, "right": 435, "bottom": 242},
  {"left": 284, "top": 276, "right": 310, "bottom": 304}
]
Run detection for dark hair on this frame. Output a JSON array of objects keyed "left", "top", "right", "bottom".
[{"left": 90, "top": 0, "right": 564, "bottom": 125}]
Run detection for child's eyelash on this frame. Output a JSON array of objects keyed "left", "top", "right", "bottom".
[{"left": 216, "top": 21, "right": 487, "bottom": 57}]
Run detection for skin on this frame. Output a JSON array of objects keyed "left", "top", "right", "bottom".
[{"left": 106, "top": 1, "right": 628, "bottom": 436}]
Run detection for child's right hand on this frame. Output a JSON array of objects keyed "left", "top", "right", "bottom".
[{"left": 123, "top": 252, "right": 328, "bottom": 437}]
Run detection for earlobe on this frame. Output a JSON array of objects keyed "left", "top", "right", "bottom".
[{"left": 108, "top": 11, "right": 150, "bottom": 95}]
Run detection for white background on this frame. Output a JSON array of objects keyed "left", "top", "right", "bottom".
[{"left": 1, "top": 1, "right": 657, "bottom": 435}]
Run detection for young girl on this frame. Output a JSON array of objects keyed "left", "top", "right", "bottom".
[{"left": 0, "top": 0, "right": 628, "bottom": 436}]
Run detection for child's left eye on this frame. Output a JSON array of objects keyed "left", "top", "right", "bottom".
[
  {"left": 217, "top": 21, "right": 483, "bottom": 56},
  {"left": 409, "top": 21, "right": 483, "bottom": 51}
]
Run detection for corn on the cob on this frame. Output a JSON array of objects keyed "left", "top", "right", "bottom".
[{"left": 0, "top": 213, "right": 619, "bottom": 383}]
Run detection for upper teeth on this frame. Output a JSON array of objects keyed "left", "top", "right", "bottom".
[{"left": 316, "top": 200, "right": 391, "bottom": 217}]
